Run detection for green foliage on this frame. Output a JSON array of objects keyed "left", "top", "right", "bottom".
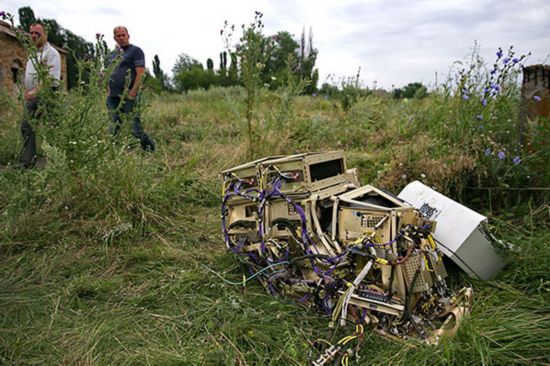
[
  {"left": 322, "top": 68, "right": 373, "bottom": 111},
  {"left": 151, "top": 54, "right": 169, "bottom": 91},
  {"left": 206, "top": 58, "right": 214, "bottom": 71},
  {"left": 171, "top": 15, "right": 319, "bottom": 97},
  {"left": 174, "top": 64, "right": 215, "bottom": 93},
  {"left": 393, "top": 82, "right": 428, "bottom": 99},
  {"left": 249, "top": 28, "right": 318, "bottom": 93},
  {"left": 262, "top": 31, "right": 298, "bottom": 89},
  {"left": 171, "top": 53, "right": 202, "bottom": 75},
  {"left": 223, "top": 11, "right": 271, "bottom": 158},
  {"left": 219, "top": 51, "right": 227, "bottom": 70},
  {"left": 297, "top": 27, "right": 319, "bottom": 94},
  {"left": 172, "top": 54, "right": 216, "bottom": 93}
]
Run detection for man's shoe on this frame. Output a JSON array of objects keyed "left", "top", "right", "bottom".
[{"left": 141, "top": 139, "right": 155, "bottom": 152}]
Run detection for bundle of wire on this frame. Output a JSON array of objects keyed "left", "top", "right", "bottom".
[{"left": 220, "top": 163, "right": 472, "bottom": 365}]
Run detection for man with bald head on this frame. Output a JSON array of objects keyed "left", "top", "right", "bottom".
[
  {"left": 106, "top": 26, "right": 155, "bottom": 152},
  {"left": 20, "top": 23, "right": 61, "bottom": 168}
]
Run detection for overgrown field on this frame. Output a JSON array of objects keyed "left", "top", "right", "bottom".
[{"left": 0, "top": 83, "right": 549, "bottom": 365}]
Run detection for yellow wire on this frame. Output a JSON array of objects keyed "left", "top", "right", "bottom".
[
  {"left": 424, "top": 256, "right": 434, "bottom": 272},
  {"left": 341, "top": 355, "right": 348, "bottom": 366},
  {"left": 332, "top": 288, "right": 348, "bottom": 322},
  {"left": 427, "top": 234, "right": 437, "bottom": 250},
  {"left": 337, "top": 324, "right": 363, "bottom": 345}
]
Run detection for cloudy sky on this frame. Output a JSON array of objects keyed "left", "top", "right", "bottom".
[{"left": 3, "top": 0, "right": 550, "bottom": 89}]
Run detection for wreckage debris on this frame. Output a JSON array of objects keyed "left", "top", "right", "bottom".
[
  {"left": 398, "top": 181, "right": 505, "bottom": 280},
  {"left": 220, "top": 151, "right": 501, "bottom": 362}
]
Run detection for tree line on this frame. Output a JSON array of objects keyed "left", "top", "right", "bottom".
[{"left": 152, "top": 28, "right": 319, "bottom": 95}]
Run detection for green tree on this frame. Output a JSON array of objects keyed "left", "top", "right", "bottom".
[
  {"left": 206, "top": 58, "right": 214, "bottom": 71},
  {"left": 260, "top": 29, "right": 318, "bottom": 93},
  {"left": 227, "top": 53, "right": 239, "bottom": 85},
  {"left": 17, "top": 6, "right": 36, "bottom": 31},
  {"left": 173, "top": 64, "right": 212, "bottom": 92},
  {"left": 219, "top": 51, "right": 227, "bottom": 71},
  {"left": 400, "top": 82, "right": 427, "bottom": 99},
  {"left": 172, "top": 54, "right": 215, "bottom": 92},
  {"left": 298, "top": 27, "right": 319, "bottom": 94},
  {"left": 172, "top": 53, "right": 202, "bottom": 75},
  {"left": 264, "top": 31, "right": 299, "bottom": 88},
  {"left": 152, "top": 54, "right": 169, "bottom": 90},
  {"left": 223, "top": 11, "right": 271, "bottom": 158},
  {"left": 63, "top": 30, "right": 94, "bottom": 89}
]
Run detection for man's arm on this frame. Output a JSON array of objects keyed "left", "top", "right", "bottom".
[
  {"left": 128, "top": 66, "right": 145, "bottom": 99},
  {"left": 47, "top": 48, "right": 62, "bottom": 83}
]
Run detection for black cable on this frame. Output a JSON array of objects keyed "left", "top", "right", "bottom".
[
  {"left": 270, "top": 217, "right": 299, "bottom": 238},
  {"left": 387, "top": 264, "right": 396, "bottom": 300},
  {"left": 401, "top": 268, "right": 421, "bottom": 322}
]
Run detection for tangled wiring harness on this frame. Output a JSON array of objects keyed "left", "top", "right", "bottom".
[{"left": 220, "top": 153, "right": 473, "bottom": 365}]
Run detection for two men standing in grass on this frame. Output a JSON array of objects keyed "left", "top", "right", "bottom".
[
  {"left": 106, "top": 26, "right": 155, "bottom": 152},
  {"left": 20, "top": 24, "right": 153, "bottom": 170}
]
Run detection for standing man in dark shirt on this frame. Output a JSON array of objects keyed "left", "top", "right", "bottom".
[{"left": 106, "top": 26, "right": 155, "bottom": 152}]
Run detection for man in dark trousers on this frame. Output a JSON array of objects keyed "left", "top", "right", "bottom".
[
  {"left": 106, "top": 26, "right": 155, "bottom": 152},
  {"left": 21, "top": 23, "right": 61, "bottom": 168}
]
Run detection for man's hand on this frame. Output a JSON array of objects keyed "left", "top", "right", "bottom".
[
  {"left": 128, "top": 66, "right": 145, "bottom": 100},
  {"left": 128, "top": 89, "right": 138, "bottom": 100},
  {"left": 24, "top": 88, "right": 37, "bottom": 101}
]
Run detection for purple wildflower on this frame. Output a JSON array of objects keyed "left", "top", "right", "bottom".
[
  {"left": 95, "top": 33, "right": 102, "bottom": 40},
  {"left": 503, "top": 57, "right": 510, "bottom": 64},
  {"left": 533, "top": 95, "right": 541, "bottom": 102},
  {"left": 490, "top": 69, "right": 497, "bottom": 75},
  {"left": 497, "top": 151, "right": 505, "bottom": 160},
  {"left": 481, "top": 99, "right": 487, "bottom": 106},
  {"left": 312, "top": 93, "right": 317, "bottom": 97},
  {"left": 463, "top": 95, "right": 470, "bottom": 101},
  {"left": 0, "top": 11, "right": 6, "bottom": 18},
  {"left": 496, "top": 49, "right": 503, "bottom": 59},
  {"left": 484, "top": 148, "right": 492, "bottom": 156},
  {"left": 512, "top": 156, "right": 521, "bottom": 165},
  {"left": 476, "top": 114, "right": 484, "bottom": 120},
  {"left": 512, "top": 57, "right": 519, "bottom": 63}
]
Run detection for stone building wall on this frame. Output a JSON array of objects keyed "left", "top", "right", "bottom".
[
  {"left": 521, "top": 64, "right": 550, "bottom": 119},
  {"left": 519, "top": 64, "right": 549, "bottom": 147},
  {"left": 0, "top": 20, "right": 67, "bottom": 96}
]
